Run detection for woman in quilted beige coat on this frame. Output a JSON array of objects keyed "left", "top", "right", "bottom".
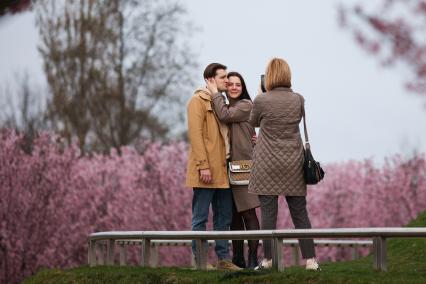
[
  {"left": 248, "top": 58, "right": 320, "bottom": 271},
  {"left": 208, "top": 71, "right": 260, "bottom": 269}
]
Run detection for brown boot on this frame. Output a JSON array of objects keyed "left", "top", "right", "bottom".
[{"left": 217, "top": 259, "right": 243, "bottom": 271}]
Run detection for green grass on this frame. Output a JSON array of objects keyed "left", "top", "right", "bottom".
[{"left": 24, "top": 212, "right": 426, "bottom": 284}]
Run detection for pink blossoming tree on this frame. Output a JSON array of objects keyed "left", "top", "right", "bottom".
[
  {"left": 0, "top": 129, "right": 425, "bottom": 283},
  {"left": 339, "top": 0, "right": 426, "bottom": 96}
]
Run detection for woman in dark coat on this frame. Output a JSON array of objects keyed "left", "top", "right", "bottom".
[
  {"left": 249, "top": 58, "right": 320, "bottom": 271},
  {"left": 208, "top": 72, "right": 260, "bottom": 269}
]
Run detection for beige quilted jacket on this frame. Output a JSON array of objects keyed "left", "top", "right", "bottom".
[{"left": 248, "top": 87, "right": 307, "bottom": 196}]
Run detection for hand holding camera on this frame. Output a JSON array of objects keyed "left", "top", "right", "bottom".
[{"left": 260, "top": 74, "right": 267, "bottom": 93}]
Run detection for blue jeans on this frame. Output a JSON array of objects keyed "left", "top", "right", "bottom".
[{"left": 191, "top": 188, "right": 233, "bottom": 260}]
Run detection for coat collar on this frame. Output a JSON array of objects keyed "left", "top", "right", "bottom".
[
  {"left": 272, "top": 87, "right": 293, "bottom": 92},
  {"left": 195, "top": 87, "right": 212, "bottom": 101},
  {"left": 199, "top": 92, "right": 212, "bottom": 101}
]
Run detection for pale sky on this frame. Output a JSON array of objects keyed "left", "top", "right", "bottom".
[{"left": 1, "top": 0, "right": 425, "bottom": 163}]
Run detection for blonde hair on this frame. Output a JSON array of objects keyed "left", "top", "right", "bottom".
[{"left": 265, "top": 58, "right": 292, "bottom": 91}]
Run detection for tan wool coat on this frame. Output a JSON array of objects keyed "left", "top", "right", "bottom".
[
  {"left": 185, "top": 88, "right": 230, "bottom": 189},
  {"left": 248, "top": 87, "right": 307, "bottom": 196},
  {"left": 211, "top": 93, "right": 260, "bottom": 212}
]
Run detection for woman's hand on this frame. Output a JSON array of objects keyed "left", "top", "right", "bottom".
[
  {"left": 252, "top": 134, "right": 257, "bottom": 145},
  {"left": 257, "top": 84, "right": 264, "bottom": 96},
  {"left": 205, "top": 78, "right": 219, "bottom": 95}
]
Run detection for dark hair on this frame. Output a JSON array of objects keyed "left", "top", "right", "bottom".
[
  {"left": 227, "top": 71, "right": 252, "bottom": 101},
  {"left": 203, "top": 63, "right": 227, "bottom": 79}
]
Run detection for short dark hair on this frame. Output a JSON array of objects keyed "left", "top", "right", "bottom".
[
  {"left": 203, "top": 63, "right": 227, "bottom": 79},
  {"left": 227, "top": 72, "right": 252, "bottom": 101}
]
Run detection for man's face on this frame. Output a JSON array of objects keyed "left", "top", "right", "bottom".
[{"left": 214, "top": 69, "right": 228, "bottom": 92}]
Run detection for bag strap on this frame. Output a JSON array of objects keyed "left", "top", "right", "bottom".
[{"left": 298, "top": 94, "right": 310, "bottom": 150}]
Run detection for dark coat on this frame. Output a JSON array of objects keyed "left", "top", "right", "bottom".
[{"left": 212, "top": 93, "right": 260, "bottom": 211}]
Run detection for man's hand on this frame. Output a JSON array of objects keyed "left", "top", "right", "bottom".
[
  {"left": 199, "top": 169, "right": 212, "bottom": 184},
  {"left": 205, "top": 78, "right": 218, "bottom": 95}
]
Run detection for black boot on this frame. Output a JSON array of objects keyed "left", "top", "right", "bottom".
[
  {"left": 247, "top": 250, "right": 258, "bottom": 269},
  {"left": 247, "top": 240, "right": 259, "bottom": 269},
  {"left": 232, "top": 240, "right": 246, "bottom": 268}
]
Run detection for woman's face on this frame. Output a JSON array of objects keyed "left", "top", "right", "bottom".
[{"left": 227, "top": 76, "right": 243, "bottom": 99}]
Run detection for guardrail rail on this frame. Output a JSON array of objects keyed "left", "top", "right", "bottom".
[
  {"left": 107, "top": 239, "right": 373, "bottom": 267},
  {"left": 88, "top": 228, "right": 426, "bottom": 272}
]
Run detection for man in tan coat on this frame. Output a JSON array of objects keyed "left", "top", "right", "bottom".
[{"left": 186, "top": 63, "right": 240, "bottom": 270}]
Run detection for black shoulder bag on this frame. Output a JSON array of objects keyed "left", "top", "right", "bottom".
[{"left": 300, "top": 96, "right": 325, "bottom": 185}]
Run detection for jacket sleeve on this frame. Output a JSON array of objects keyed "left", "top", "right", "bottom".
[
  {"left": 249, "top": 95, "right": 262, "bottom": 127},
  {"left": 187, "top": 97, "right": 210, "bottom": 170},
  {"left": 211, "top": 93, "right": 251, "bottom": 123}
]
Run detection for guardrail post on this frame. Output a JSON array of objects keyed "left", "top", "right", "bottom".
[
  {"left": 373, "top": 237, "right": 378, "bottom": 269},
  {"left": 351, "top": 244, "right": 359, "bottom": 260},
  {"left": 373, "top": 237, "right": 387, "bottom": 272},
  {"left": 272, "top": 237, "right": 284, "bottom": 271},
  {"left": 88, "top": 240, "right": 96, "bottom": 266},
  {"left": 291, "top": 245, "right": 300, "bottom": 266},
  {"left": 141, "top": 239, "right": 151, "bottom": 267},
  {"left": 107, "top": 239, "right": 115, "bottom": 265},
  {"left": 191, "top": 254, "right": 195, "bottom": 267},
  {"left": 382, "top": 237, "right": 388, "bottom": 272},
  {"left": 97, "top": 241, "right": 105, "bottom": 265},
  {"left": 195, "top": 239, "right": 208, "bottom": 270},
  {"left": 119, "top": 242, "right": 126, "bottom": 266},
  {"left": 152, "top": 245, "right": 158, "bottom": 267}
]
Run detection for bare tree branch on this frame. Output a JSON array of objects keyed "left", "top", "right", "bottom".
[{"left": 35, "top": 0, "right": 197, "bottom": 153}]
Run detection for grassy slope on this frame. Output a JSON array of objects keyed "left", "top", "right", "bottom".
[{"left": 24, "top": 212, "right": 426, "bottom": 284}]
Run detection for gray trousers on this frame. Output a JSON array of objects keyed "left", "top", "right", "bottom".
[{"left": 259, "top": 195, "right": 316, "bottom": 259}]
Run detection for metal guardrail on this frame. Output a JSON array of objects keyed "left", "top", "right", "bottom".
[
  {"left": 88, "top": 228, "right": 426, "bottom": 272},
  {"left": 97, "top": 239, "right": 373, "bottom": 268}
]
